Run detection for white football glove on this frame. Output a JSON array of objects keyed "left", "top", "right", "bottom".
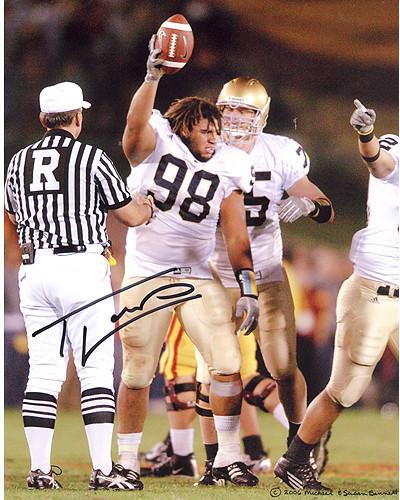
[
  {"left": 236, "top": 296, "right": 259, "bottom": 336},
  {"left": 350, "top": 99, "right": 376, "bottom": 134},
  {"left": 277, "top": 196, "right": 315, "bottom": 223},
  {"left": 145, "top": 35, "right": 165, "bottom": 83}
]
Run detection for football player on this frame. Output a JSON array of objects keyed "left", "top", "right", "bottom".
[
  {"left": 115, "top": 43, "right": 260, "bottom": 487},
  {"left": 140, "top": 77, "right": 335, "bottom": 486},
  {"left": 274, "top": 101, "right": 399, "bottom": 490},
  {"left": 209, "top": 76, "right": 334, "bottom": 461},
  {"left": 194, "top": 77, "right": 334, "bottom": 483}
]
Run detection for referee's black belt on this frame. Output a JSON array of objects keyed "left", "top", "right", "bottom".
[
  {"left": 21, "top": 242, "right": 107, "bottom": 264},
  {"left": 53, "top": 245, "right": 89, "bottom": 254},
  {"left": 377, "top": 285, "right": 399, "bottom": 298}
]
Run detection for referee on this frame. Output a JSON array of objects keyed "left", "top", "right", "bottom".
[{"left": 5, "top": 81, "right": 151, "bottom": 491}]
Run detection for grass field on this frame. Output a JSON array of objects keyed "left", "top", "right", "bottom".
[{"left": 4, "top": 407, "right": 399, "bottom": 499}]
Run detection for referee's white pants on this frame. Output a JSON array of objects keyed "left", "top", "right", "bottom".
[{"left": 18, "top": 250, "right": 115, "bottom": 397}]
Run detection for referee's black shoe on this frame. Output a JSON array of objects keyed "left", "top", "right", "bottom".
[
  {"left": 274, "top": 456, "right": 331, "bottom": 491},
  {"left": 27, "top": 466, "right": 63, "bottom": 489},
  {"left": 212, "top": 461, "right": 259, "bottom": 486},
  {"left": 89, "top": 464, "right": 143, "bottom": 490}
]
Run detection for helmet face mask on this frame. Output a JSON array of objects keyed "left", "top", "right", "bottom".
[
  {"left": 220, "top": 105, "right": 261, "bottom": 144},
  {"left": 217, "top": 77, "right": 271, "bottom": 145}
]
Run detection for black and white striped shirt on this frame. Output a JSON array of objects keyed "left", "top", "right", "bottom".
[{"left": 5, "top": 129, "right": 131, "bottom": 249}]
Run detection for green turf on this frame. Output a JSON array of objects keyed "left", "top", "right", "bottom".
[{"left": 5, "top": 408, "right": 398, "bottom": 499}]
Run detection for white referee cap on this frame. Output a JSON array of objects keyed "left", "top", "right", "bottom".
[{"left": 40, "top": 82, "right": 91, "bottom": 113}]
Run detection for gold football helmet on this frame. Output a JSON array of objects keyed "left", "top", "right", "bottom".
[{"left": 217, "top": 77, "right": 271, "bottom": 140}]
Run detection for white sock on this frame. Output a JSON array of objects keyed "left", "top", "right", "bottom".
[
  {"left": 117, "top": 432, "right": 142, "bottom": 472},
  {"left": 84, "top": 423, "right": 113, "bottom": 474},
  {"left": 170, "top": 428, "right": 194, "bottom": 456},
  {"left": 273, "top": 403, "right": 290, "bottom": 430},
  {"left": 213, "top": 415, "right": 241, "bottom": 468},
  {"left": 24, "top": 427, "right": 54, "bottom": 472}
]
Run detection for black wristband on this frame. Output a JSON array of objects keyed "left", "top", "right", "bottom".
[
  {"left": 308, "top": 198, "right": 333, "bottom": 224},
  {"left": 359, "top": 132, "right": 374, "bottom": 143},
  {"left": 361, "top": 150, "right": 381, "bottom": 163}
]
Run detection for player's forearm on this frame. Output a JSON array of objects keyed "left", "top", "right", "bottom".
[
  {"left": 225, "top": 237, "right": 253, "bottom": 272},
  {"left": 358, "top": 135, "right": 395, "bottom": 178},
  {"left": 220, "top": 192, "right": 254, "bottom": 271},
  {"left": 125, "top": 82, "right": 158, "bottom": 132},
  {"left": 122, "top": 82, "right": 158, "bottom": 165}
]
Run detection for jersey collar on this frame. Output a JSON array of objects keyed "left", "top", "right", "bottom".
[{"left": 43, "top": 128, "right": 75, "bottom": 140}]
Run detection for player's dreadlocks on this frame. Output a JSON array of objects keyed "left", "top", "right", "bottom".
[{"left": 164, "top": 97, "right": 222, "bottom": 138}]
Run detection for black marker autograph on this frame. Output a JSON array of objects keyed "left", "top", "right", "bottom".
[{"left": 32, "top": 267, "right": 202, "bottom": 367}]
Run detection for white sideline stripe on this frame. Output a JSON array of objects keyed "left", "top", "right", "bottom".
[
  {"left": 23, "top": 399, "right": 57, "bottom": 408},
  {"left": 162, "top": 60, "right": 187, "bottom": 68},
  {"left": 162, "top": 21, "right": 192, "bottom": 31}
]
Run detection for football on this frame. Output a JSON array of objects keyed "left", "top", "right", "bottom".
[{"left": 155, "top": 13, "right": 194, "bottom": 75}]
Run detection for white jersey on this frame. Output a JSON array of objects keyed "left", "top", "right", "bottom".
[
  {"left": 349, "top": 134, "right": 399, "bottom": 286},
  {"left": 125, "top": 110, "right": 254, "bottom": 279},
  {"left": 212, "top": 132, "right": 310, "bottom": 287}
]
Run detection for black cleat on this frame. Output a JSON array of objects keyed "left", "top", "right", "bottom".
[
  {"left": 194, "top": 460, "right": 224, "bottom": 486},
  {"left": 274, "top": 456, "right": 332, "bottom": 491},
  {"left": 89, "top": 464, "right": 143, "bottom": 490},
  {"left": 312, "top": 428, "right": 332, "bottom": 475},
  {"left": 27, "top": 466, "right": 62, "bottom": 489},
  {"left": 151, "top": 452, "right": 198, "bottom": 477},
  {"left": 213, "top": 461, "right": 259, "bottom": 487}
]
